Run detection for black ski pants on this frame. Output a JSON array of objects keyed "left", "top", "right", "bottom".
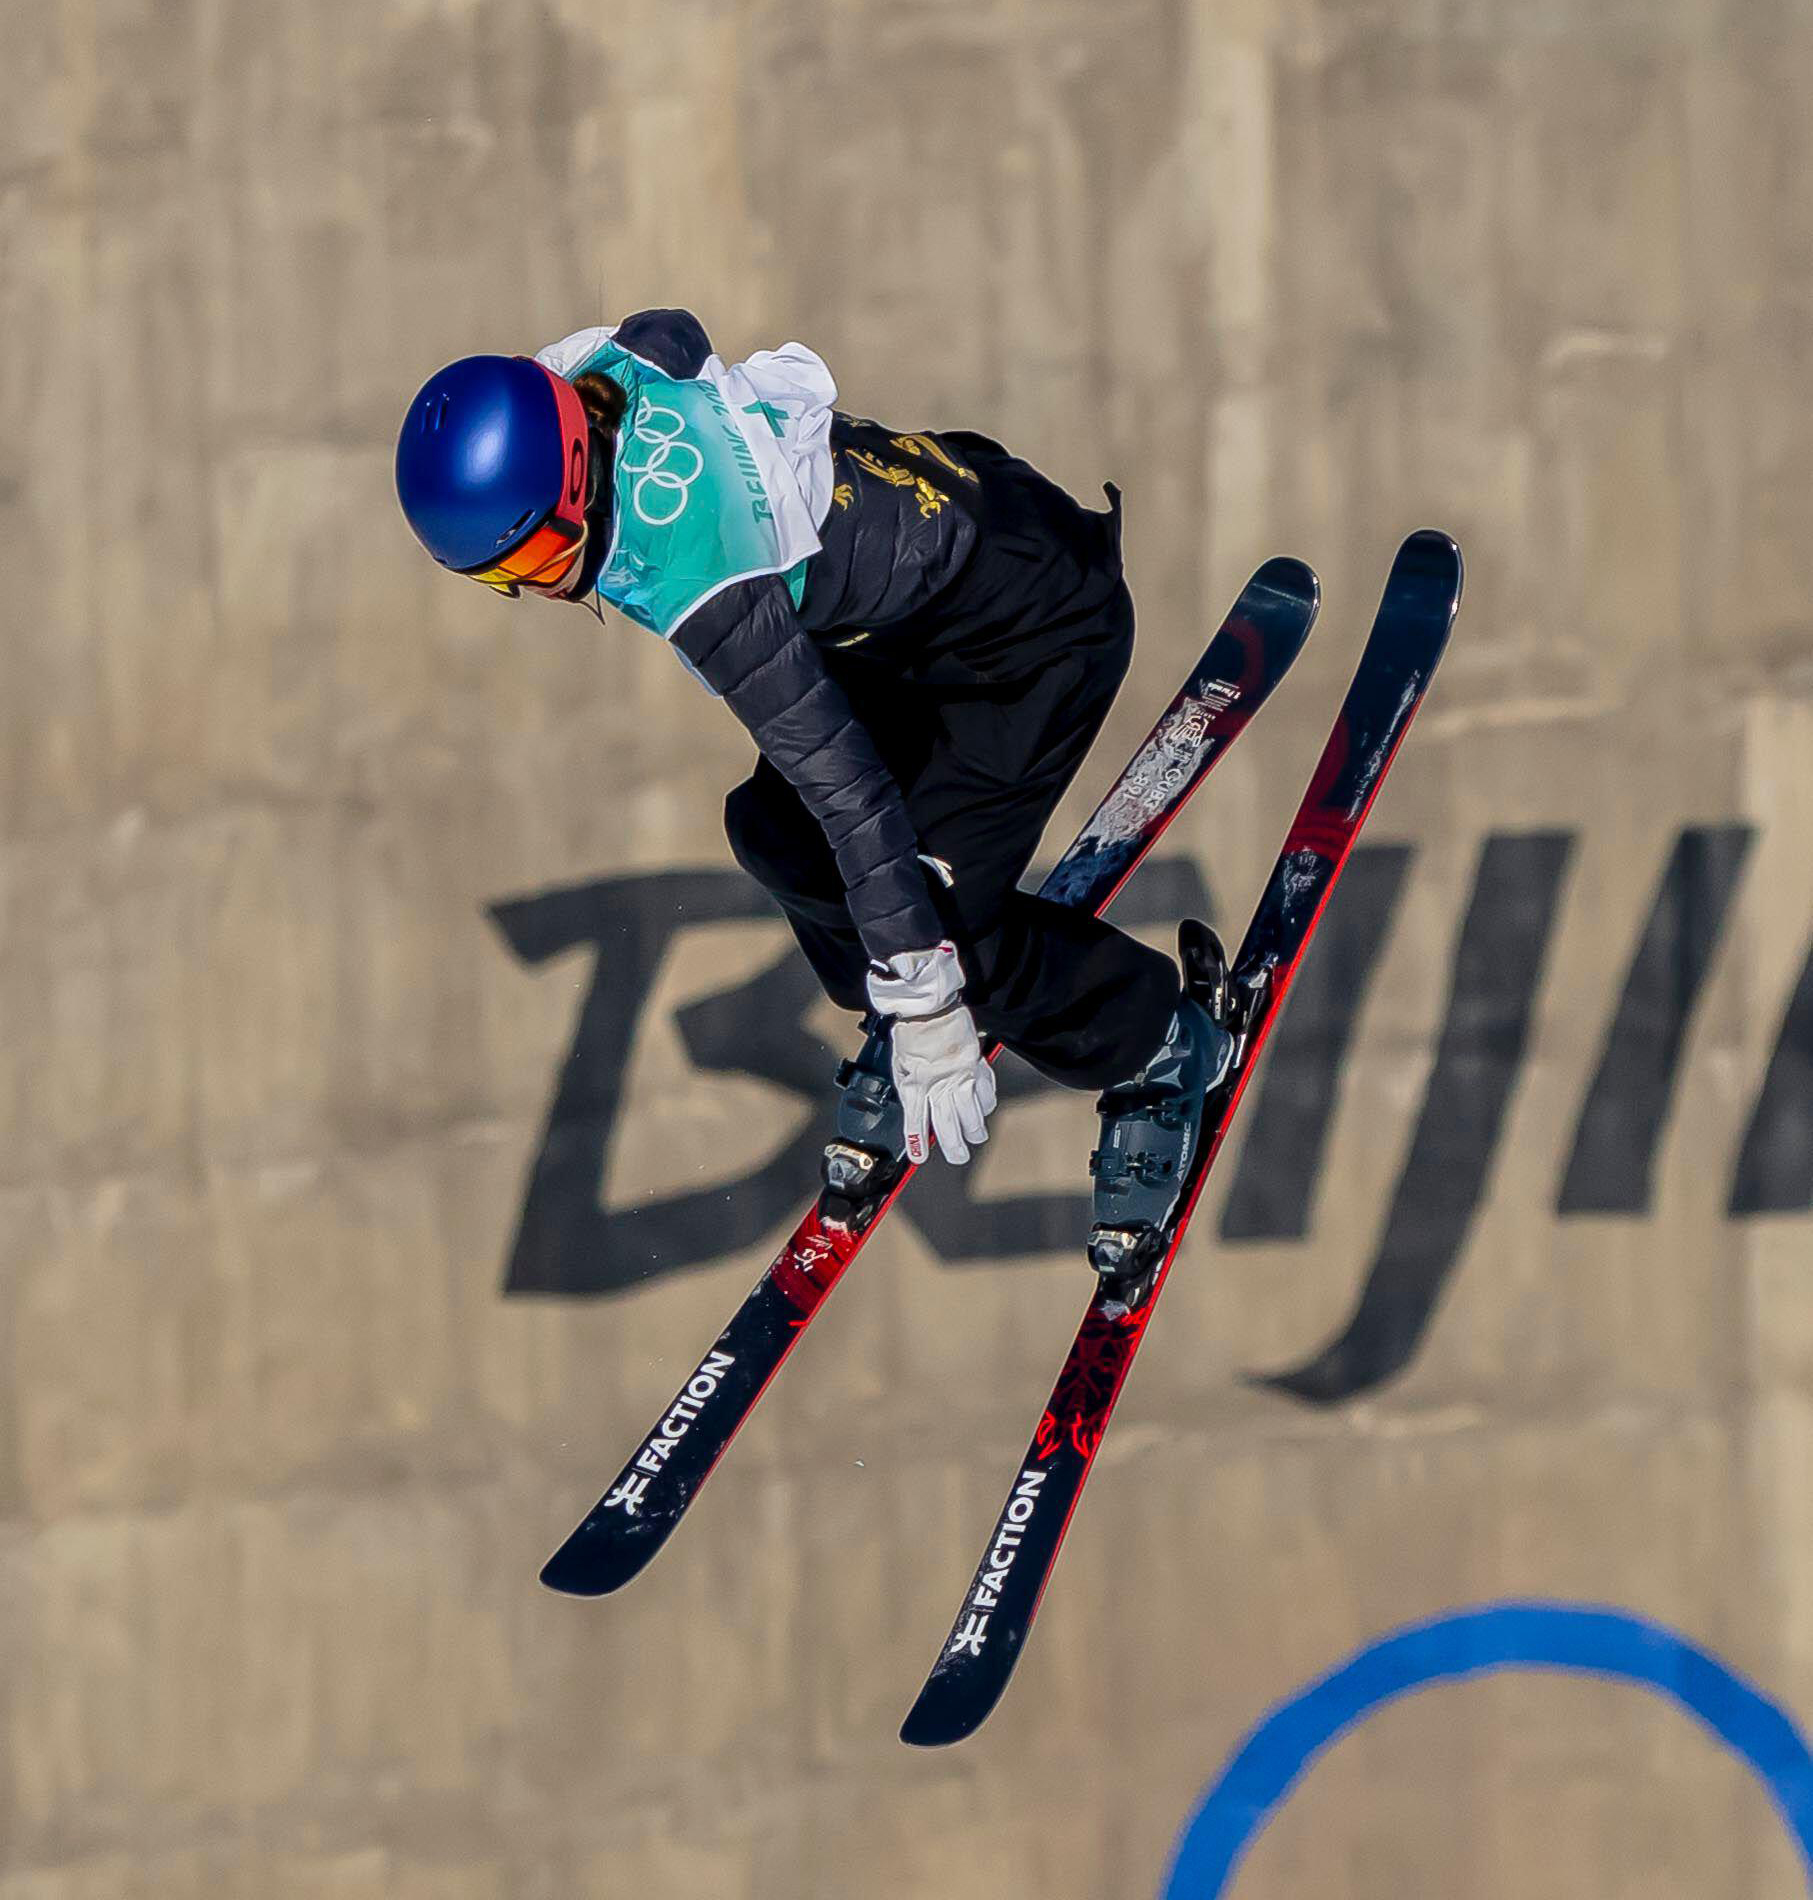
[{"left": 723, "top": 581, "right": 1182, "bottom": 1092}]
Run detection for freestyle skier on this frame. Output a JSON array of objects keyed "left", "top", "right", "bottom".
[{"left": 395, "top": 308, "right": 1233, "bottom": 1282}]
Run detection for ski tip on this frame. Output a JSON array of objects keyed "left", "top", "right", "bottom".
[
  {"left": 1253, "top": 553, "right": 1319, "bottom": 594},
  {"left": 1250, "top": 555, "right": 1321, "bottom": 619},
  {"left": 1398, "top": 527, "right": 1465, "bottom": 589},
  {"left": 898, "top": 1662, "right": 1016, "bottom": 1748},
  {"left": 898, "top": 1697, "right": 975, "bottom": 1750},
  {"left": 539, "top": 1555, "right": 612, "bottom": 1599},
  {"left": 539, "top": 1529, "right": 631, "bottom": 1599}
]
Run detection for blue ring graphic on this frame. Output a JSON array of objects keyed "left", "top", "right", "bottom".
[{"left": 1162, "top": 1601, "right": 1813, "bottom": 1896}]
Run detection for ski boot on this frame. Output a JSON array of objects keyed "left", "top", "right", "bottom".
[
  {"left": 1087, "top": 922, "right": 1237, "bottom": 1308},
  {"left": 820, "top": 1015, "right": 907, "bottom": 1233}
]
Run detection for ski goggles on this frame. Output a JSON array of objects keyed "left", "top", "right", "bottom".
[
  {"left": 464, "top": 362, "right": 593, "bottom": 599},
  {"left": 467, "top": 513, "right": 589, "bottom": 597}
]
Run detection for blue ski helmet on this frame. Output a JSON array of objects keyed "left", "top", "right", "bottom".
[{"left": 395, "top": 354, "right": 592, "bottom": 576}]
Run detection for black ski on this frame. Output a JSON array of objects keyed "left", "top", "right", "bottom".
[
  {"left": 900, "top": 529, "right": 1463, "bottom": 1747},
  {"left": 540, "top": 558, "right": 1321, "bottom": 1598}
]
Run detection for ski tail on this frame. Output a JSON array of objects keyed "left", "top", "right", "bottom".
[
  {"left": 539, "top": 558, "right": 1320, "bottom": 1601},
  {"left": 898, "top": 529, "right": 1463, "bottom": 1747}
]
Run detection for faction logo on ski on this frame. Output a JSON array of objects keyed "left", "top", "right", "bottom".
[
  {"left": 772, "top": 1227, "right": 843, "bottom": 1315},
  {"left": 601, "top": 1348, "right": 737, "bottom": 1516},
  {"left": 945, "top": 1467, "right": 1048, "bottom": 1659}
]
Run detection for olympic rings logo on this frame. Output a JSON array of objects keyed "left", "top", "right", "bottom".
[{"left": 620, "top": 401, "right": 704, "bottom": 527}]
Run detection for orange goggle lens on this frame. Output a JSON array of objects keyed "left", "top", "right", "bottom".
[{"left": 468, "top": 517, "right": 587, "bottom": 595}]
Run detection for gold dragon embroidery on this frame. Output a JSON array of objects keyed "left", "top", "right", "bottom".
[
  {"left": 889, "top": 433, "right": 979, "bottom": 485},
  {"left": 846, "top": 447, "right": 949, "bottom": 519}
]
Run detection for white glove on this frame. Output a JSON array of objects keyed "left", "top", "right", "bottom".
[
  {"left": 867, "top": 943, "right": 998, "bottom": 1166},
  {"left": 891, "top": 1005, "right": 998, "bottom": 1166}
]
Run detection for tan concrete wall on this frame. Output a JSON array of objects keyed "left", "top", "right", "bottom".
[{"left": 5, "top": 0, "right": 1813, "bottom": 1893}]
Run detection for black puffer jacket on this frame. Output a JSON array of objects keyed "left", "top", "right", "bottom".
[{"left": 608, "top": 308, "right": 946, "bottom": 961}]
